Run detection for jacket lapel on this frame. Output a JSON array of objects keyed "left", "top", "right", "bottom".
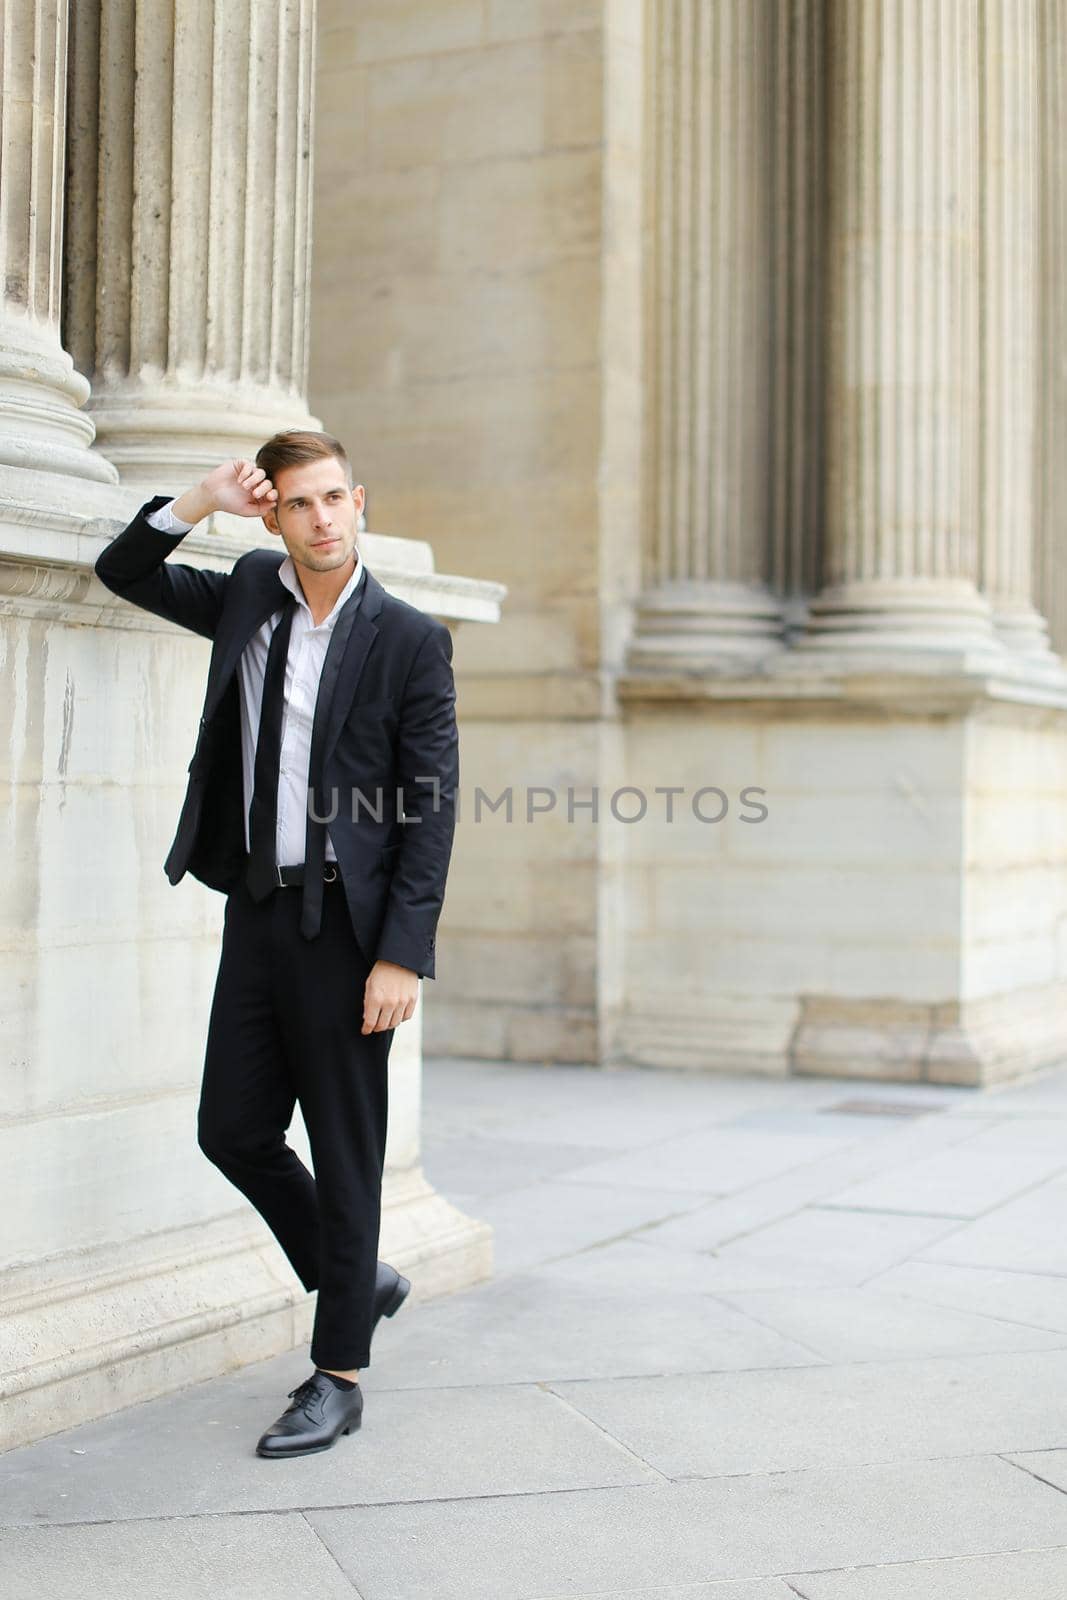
[
  {"left": 321, "top": 567, "right": 385, "bottom": 768},
  {"left": 204, "top": 556, "right": 289, "bottom": 722},
  {"left": 203, "top": 554, "right": 388, "bottom": 759}
]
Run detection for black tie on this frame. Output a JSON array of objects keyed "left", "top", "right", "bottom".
[
  {"left": 245, "top": 594, "right": 297, "bottom": 901},
  {"left": 300, "top": 572, "right": 367, "bottom": 939}
]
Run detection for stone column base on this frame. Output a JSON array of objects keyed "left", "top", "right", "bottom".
[
  {"left": 605, "top": 662, "right": 1067, "bottom": 1089},
  {"left": 1, "top": 1174, "right": 491, "bottom": 1453}
]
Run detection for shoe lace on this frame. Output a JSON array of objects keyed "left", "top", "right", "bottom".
[{"left": 285, "top": 1375, "right": 323, "bottom": 1417}]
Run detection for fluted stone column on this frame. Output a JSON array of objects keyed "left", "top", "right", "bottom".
[
  {"left": 1035, "top": 0, "right": 1067, "bottom": 659},
  {"left": 627, "top": 0, "right": 786, "bottom": 672},
  {"left": 0, "top": 0, "right": 116, "bottom": 482},
  {"left": 979, "top": 0, "right": 1058, "bottom": 665},
  {"left": 63, "top": 0, "right": 320, "bottom": 488},
  {"left": 769, "top": 0, "right": 826, "bottom": 634},
  {"left": 797, "top": 0, "right": 1002, "bottom": 656}
]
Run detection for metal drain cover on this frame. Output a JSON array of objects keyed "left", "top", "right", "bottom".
[{"left": 824, "top": 1098, "right": 948, "bottom": 1118}]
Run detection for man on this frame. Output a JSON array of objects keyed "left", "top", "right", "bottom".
[{"left": 94, "top": 430, "right": 459, "bottom": 1458}]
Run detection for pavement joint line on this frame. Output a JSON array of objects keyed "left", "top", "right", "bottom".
[
  {"left": 845, "top": 1280, "right": 1067, "bottom": 1339},
  {"left": 298, "top": 1508, "right": 366, "bottom": 1596},
  {"left": 773, "top": 1542, "right": 1067, "bottom": 1585},
  {"left": 371, "top": 1338, "right": 1067, "bottom": 1392},
  {"left": 783, "top": 1582, "right": 814, "bottom": 1600},
  {"left": 699, "top": 1290, "right": 831, "bottom": 1363},
  {"left": 0, "top": 1481, "right": 664, "bottom": 1533},
  {"left": 661, "top": 1443, "right": 1067, "bottom": 1480},
  {"left": 896, "top": 1255, "right": 1067, "bottom": 1283},
  {"left": 814, "top": 1155, "right": 1067, "bottom": 1227},
  {"left": 536, "top": 1381, "right": 673, "bottom": 1484},
  {"left": 618, "top": 1129, "right": 1000, "bottom": 1253},
  {"left": 997, "top": 1452, "right": 1067, "bottom": 1499},
  {"left": 19, "top": 1443, "right": 1067, "bottom": 1533},
  {"left": 525, "top": 1343, "right": 1067, "bottom": 1391}
]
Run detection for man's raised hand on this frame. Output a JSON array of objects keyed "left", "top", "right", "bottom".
[
  {"left": 208, "top": 459, "right": 278, "bottom": 517},
  {"left": 171, "top": 459, "right": 278, "bottom": 526}
]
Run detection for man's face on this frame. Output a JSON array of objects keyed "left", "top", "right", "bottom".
[{"left": 261, "top": 456, "right": 366, "bottom": 574}]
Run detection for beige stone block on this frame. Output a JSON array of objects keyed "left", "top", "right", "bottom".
[
  {"left": 620, "top": 803, "right": 731, "bottom": 863},
  {"left": 964, "top": 865, "right": 1067, "bottom": 942},
  {"left": 316, "top": 258, "right": 601, "bottom": 390},
  {"left": 967, "top": 719, "right": 1067, "bottom": 793},
  {"left": 485, "top": 0, "right": 601, "bottom": 42},
  {"left": 506, "top": 1005, "right": 599, "bottom": 1064},
  {"left": 623, "top": 930, "right": 833, "bottom": 1001},
  {"left": 650, "top": 864, "right": 963, "bottom": 943},
  {"left": 310, "top": 165, "right": 440, "bottom": 285},
  {"left": 825, "top": 940, "right": 962, "bottom": 1005},
  {"left": 437, "top": 148, "right": 601, "bottom": 272},
  {"left": 440, "top": 932, "right": 564, "bottom": 1004},
  {"left": 963, "top": 934, "right": 1059, "bottom": 1000},
  {"left": 453, "top": 805, "right": 601, "bottom": 869},
  {"left": 445, "top": 856, "right": 597, "bottom": 936},
  {"left": 423, "top": 998, "right": 512, "bottom": 1059},
  {"left": 0, "top": 1090, "right": 220, "bottom": 1267},
  {"left": 312, "top": 62, "right": 371, "bottom": 179},
  {"left": 967, "top": 793, "right": 1067, "bottom": 866},
  {"left": 792, "top": 1003, "right": 929, "bottom": 1083},
  {"left": 761, "top": 717, "right": 966, "bottom": 794},
  {"left": 723, "top": 789, "right": 964, "bottom": 870},
  {"left": 365, "top": 33, "right": 602, "bottom": 169},
  {"left": 613, "top": 1004, "right": 792, "bottom": 1077},
  {"left": 0, "top": 931, "right": 218, "bottom": 1121},
  {"left": 319, "top": 0, "right": 485, "bottom": 65},
  {"left": 319, "top": 367, "right": 599, "bottom": 507},
  {"left": 452, "top": 608, "right": 584, "bottom": 674}
]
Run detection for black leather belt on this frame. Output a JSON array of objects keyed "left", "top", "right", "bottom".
[{"left": 273, "top": 862, "right": 341, "bottom": 888}]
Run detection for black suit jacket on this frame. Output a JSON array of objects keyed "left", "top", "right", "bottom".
[{"left": 94, "top": 495, "right": 459, "bottom": 980}]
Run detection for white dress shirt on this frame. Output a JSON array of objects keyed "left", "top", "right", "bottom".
[{"left": 146, "top": 497, "right": 365, "bottom": 865}]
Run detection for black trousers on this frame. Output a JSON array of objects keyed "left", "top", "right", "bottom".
[{"left": 196, "top": 872, "right": 394, "bottom": 1370}]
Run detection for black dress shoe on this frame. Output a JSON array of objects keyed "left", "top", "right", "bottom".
[
  {"left": 255, "top": 1370, "right": 363, "bottom": 1459},
  {"left": 372, "top": 1260, "right": 411, "bottom": 1337}
]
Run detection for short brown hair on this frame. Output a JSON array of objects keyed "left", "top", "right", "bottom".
[{"left": 255, "top": 428, "right": 353, "bottom": 487}]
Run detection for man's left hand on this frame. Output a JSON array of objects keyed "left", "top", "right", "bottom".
[{"left": 363, "top": 960, "right": 419, "bottom": 1033}]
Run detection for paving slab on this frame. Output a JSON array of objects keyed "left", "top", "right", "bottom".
[
  {"left": 630, "top": 1118, "right": 992, "bottom": 1256},
  {"left": 710, "top": 1284, "right": 1066, "bottom": 1362},
  {"left": 0, "top": 1362, "right": 660, "bottom": 1525},
  {"left": 914, "top": 1178, "right": 1067, "bottom": 1276},
  {"left": 817, "top": 1117, "right": 1067, "bottom": 1218},
  {"left": 547, "top": 1349, "right": 1067, "bottom": 1479},
  {"left": 558, "top": 1127, "right": 866, "bottom": 1198},
  {"left": 0, "top": 1512, "right": 355, "bottom": 1600},
  {"left": 470, "top": 1178, "right": 704, "bottom": 1273},
  {"left": 643, "top": 1205, "right": 965, "bottom": 1290},
  {"left": 421, "top": 1133, "right": 618, "bottom": 1200},
  {"left": 305, "top": 1456, "right": 1067, "bottom": 1598},
  {"left": 788, "top": 1546, "right": 1067, "bottom": 1599},
  {"left": 866, "top": 1260, "right": 1067, "bottom": 1334},
  {"left": 7, "top": 1056, "right": 1067, "bottom": 1599},
  {"left": 366, "top": 1269, "right": 819, "bottom": 1387},
  {"left": 965, "top": 1063, "right": 1067, "bottom": 1114}
]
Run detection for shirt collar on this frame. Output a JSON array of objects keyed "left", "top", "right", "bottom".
[{"left": 278, "top": 544, "right": 365, "bottom": 627}]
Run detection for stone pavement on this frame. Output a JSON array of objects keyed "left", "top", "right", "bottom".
[{"left": 5, "top": 1056, "right": 1067, "bottom": 1598}]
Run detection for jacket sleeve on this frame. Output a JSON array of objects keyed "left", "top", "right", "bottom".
[
  {"left": 94, "top": 494, "right": 228, "bottom": 640},
  {"left": 374, "top": 620, "right": 459, "bottom": 980}
]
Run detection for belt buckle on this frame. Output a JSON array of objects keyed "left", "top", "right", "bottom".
[{"left": 323, "top": 863, "right": 339, "bottom": 883}]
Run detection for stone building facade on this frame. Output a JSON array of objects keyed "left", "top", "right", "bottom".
[
  {"left": 3, "top": 0, "right": 1067, "bottom": 1446},
  {"left": 310, "top": 0, "right": 1067, "bottom": 1084},
  {"left": 1, "top": 0, "right": 499, "bottom": 1450}
]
